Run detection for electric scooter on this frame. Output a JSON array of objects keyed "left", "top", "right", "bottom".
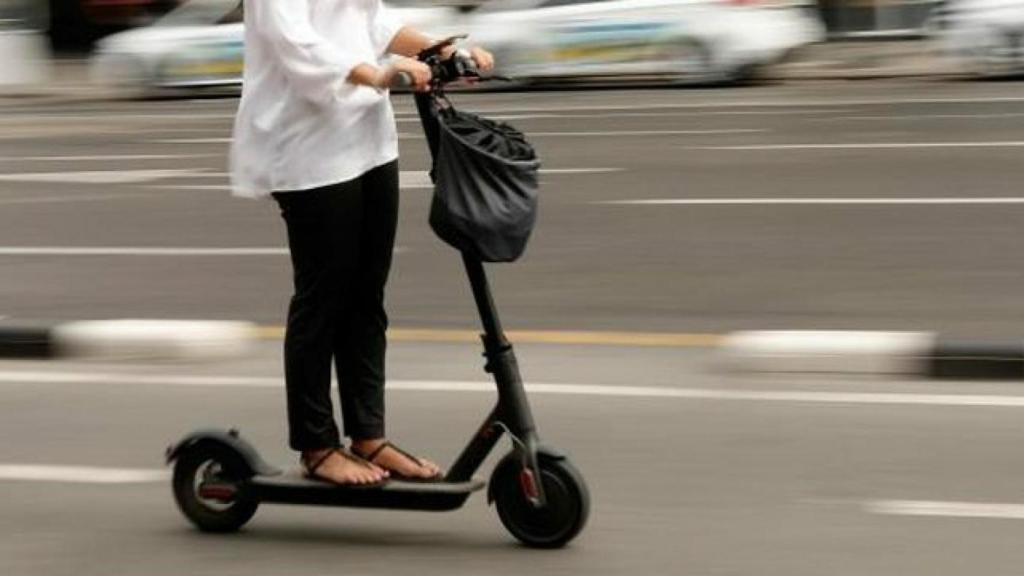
[{"left": 166, "top": 39, "right": 590, "bottom": 549}]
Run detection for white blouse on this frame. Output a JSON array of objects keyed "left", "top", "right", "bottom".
[{"left": 230, "top": 0, "right": 404, "bottom": 198}]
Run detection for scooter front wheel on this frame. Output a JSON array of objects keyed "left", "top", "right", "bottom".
[
  {"left": 491, "top": 452, "right": 590, "bottom": 548},
  {"left": 172, "top": 444, "right": 258, "bottom": 532}
]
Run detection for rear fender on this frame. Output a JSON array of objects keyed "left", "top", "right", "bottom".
[{"left": 165, "top": 428, "right": 281, "bottom": 477}]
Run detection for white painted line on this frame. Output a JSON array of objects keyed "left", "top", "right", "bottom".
[
  {"left": 529, "top": 129, "right": 767, "bottom": 137},
  {"left": 0, "top": 247, "right": 288, "bottom": 256},
  {"left": 161, "top": 136, "right": 416, "bottom": 144},
  {"left": 0, "top": 113, "right": 235, "bottom": 121},
  {"left": 0, "top": 193, "right": 146, "bottom": 206},
  {"left": 149, "top": 138, "right": 233, "bottom": 144},
  {"left": 396, "top": 110, "right": 854, "bottom": 121},
  {"left": 10, "top": 371, "right": 1024, "bottom": 408},
  {"left": 696, "top": 141, "right": 1024, "bottom": 151},
  {"left": 152, "top": 169, "right": 623, "bottom": 193},
  {"left": 0, "top": 169, "right": 210, "bottom": 184},
  {"left": 865, "top": 500, "right": 1024, "bottom": 520},
  {"left": 394, "top": 96, "right": 1024, "bottom": 115},
  {"left": 0, "top": 464, "right": 168, "bottom": 484},
  {"left": 823, "top": 113, "right": 1024, "bottom": 121},
  {"left": 0, "top": 154, "right": 217, "bottom": 162},
  {"left": 147, "top": 184, "right": 232, "bottom": 191},
  {"left": 0, "top": 246, "right": 406, "bottom": 256},
  {"left": 541, "top": 168, "right": 623, "bottom": 174},
  {"left": 600, "top": 197, "right": 1024, "bottom": 206}
]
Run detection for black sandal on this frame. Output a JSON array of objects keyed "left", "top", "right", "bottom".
[
  {"left": 301, "top": 448, "right": 386, "bottom": 487},
  {"left": 359, "top": 441, "right": 444, "bottom": 483}
]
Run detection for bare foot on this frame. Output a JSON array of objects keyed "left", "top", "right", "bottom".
[
  {"left": 301, "top": 448, "right": 387, "bottom": 485},
  {"left": 351, "top": 439, "right": 442, "bottom": 480}
]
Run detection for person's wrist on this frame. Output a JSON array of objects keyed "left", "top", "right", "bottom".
[{"left": 372, "top": 66, "right": 392, "bottom": 90}]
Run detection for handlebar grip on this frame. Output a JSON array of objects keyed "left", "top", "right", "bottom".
[{"left": 391, "top": 71, "right": 415, "bottom": 89}]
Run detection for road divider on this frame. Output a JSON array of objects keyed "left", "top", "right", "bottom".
[
  {"left": 2, "top": 321, "right": 1021, "bottom": 380},
  {"left": 864, "top": 500, "right": 1024, "bottom": 520},
  {"left": 0, "top": 465, "right": 168, "bottom": 484},
  {"left": 0, "top": 320, "right": 256, "bottom": 360},
  {"left": 722, "top": 331, "right": 1024, "bottom": 379}
]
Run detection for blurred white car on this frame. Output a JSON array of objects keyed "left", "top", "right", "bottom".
[
  {"left": 411, "top": 0, "right": 824, "bottom": 84},
  {"left": 91, "top": 0, "right": 243, "bottom": 92},
  {"left": 91, "top": 0, "right": 824, "bottom": 92},
  {"left": 929, "top": 0, "right": 1024, "bottom": 76}
]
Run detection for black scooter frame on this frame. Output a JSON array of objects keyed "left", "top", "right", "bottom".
[{"left": 166, "top": 253, "right": 549, "bottom": 511}]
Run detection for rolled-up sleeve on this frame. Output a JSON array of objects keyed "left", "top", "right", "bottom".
[
  {"left": 250, "top": 0, "right": 362, "bottom": 106},
  {"left": 370, "top": 4, "right": 405, "bottom": 57}
]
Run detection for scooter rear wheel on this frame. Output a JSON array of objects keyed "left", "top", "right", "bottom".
[
  {"left": 172, "top": 444, "right": 258, "bottom": 532},
  {"left": 491, "top": 453, "right": 590, "bottom": 548}
]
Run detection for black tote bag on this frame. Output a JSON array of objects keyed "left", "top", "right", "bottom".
[{"left": 429, "top": 108, "right": 541, "bottom": 263}]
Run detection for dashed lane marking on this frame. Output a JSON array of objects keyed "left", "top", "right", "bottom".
[
  {"left": 0, "top": 154, "right": 217, "bottom": 162},
  {"left": 0, "top": 169, "right": 213, "bottom": 184},
  {"left": 865, "top": 500, "right": 1024, "bottom": 520},
  {"left": 0, "top": 247, "right": 290, "bottom": 256},
  {"left": 599, "top": 197, "right": 1024, "bottom": 206},
  {"left": 695, "top": 141, "right": 1024, "bottom": 151}
]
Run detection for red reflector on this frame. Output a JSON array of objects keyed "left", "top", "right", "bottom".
[
  {"left": 198, "top": 484, "right": 237, "bottom": 502},
  {"left": 519, "top": 469, "right": 539, "bottom": 501}
]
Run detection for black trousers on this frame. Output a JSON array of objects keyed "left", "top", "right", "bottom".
[{"left": 273, "top": 160, "right": 399, "bottom": 451}]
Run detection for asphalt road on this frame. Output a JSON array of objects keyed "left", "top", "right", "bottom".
[
  {"left": 5, "top": 79, "right": 1024, "bottom": 575},
  {"left": 2, "top": 79, "right": 1024, "bottom": 335},
  {"left": 8, "top": 343, "right": 1024, "bottom": 575}
]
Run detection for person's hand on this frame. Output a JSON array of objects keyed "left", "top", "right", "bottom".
[
  {"left": 382, "top": 58, "right": 432, "bottom": 92},
  {"left": 468, "top": 46, "right": 495, "bottom": 73}
]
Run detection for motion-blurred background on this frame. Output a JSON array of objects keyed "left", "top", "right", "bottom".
[
  {"left": 6, "top": 1, "right": 1024, "bottom": 575},
  {"left": 3, "top": 0, "right": 1024, "bottom": 91}
]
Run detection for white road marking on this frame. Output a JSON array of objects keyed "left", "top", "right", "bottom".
[
  {"left": 0, "top": 247, "right": 289, "bottom": 256},
  {"left": 159, "top": 136, "right": 418, "bottom": 144},
  {"left": 0, "top": 169, "right": 211, "bottom": 184},
  {"left": 146, "top": 168, "right": 621, "bottom": 193},
  {"left": 822, "top": 113, "right": 1024, "bottom": 121},
  {"left": 0, "top": 193, "right": 146, "bottom": 206},
  {"left": 600, "top": 197, "right": 1024, "bottom": 206},
  {"left": 0, "top": 154, "right": 216, "bottom": 162},
  {"left": 696, "top": 141, "right": 1024, "bottom": 151},
  {"left": 395, "top": 110, "right": 855, "bottom": 121},
  {"left": 0, "top": 246, "right": 407, "bottom": 256},
  {"left": 392, "top": 96, "right": 1024, "bottom": 115},
  {"left": 529, "top": 129, "right": 767, "bottom": 137},
  {"left": 0, "top": 465, "right": 168, "bottom": 484},
  {"left": 8, "top": 370, "right": 1024, "bottom": 409},
  {"left": 147, "top": 185, "right": 232, "bottom": 191},
  {"left": 541, "top": 168, "right": 623, "bottom": 174},
  {"left": 149, "top": 138, "right": 233, "bottom": 144},
  {"left": 157, "top": 129, "right": 761, "bottom": 142},
  {"left": 865, "top": 500, "right": 1024, "bottom": 520},
  {"left": 0, "top": 113, "right": 236, "bottom": 121}
]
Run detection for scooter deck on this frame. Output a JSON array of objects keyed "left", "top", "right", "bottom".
[{"left": 249, "top": 471, "right": 486, "bottom": 512}]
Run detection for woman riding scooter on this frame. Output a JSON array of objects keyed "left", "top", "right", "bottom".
[{"left": 229, "top": 0, "right": 494, "bottom": 486}]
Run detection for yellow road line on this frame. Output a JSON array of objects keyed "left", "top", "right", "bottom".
[{"left": 254, "top": 326, "right": 721, "bottom": 348}]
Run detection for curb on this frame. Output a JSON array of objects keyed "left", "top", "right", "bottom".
[
  {"left": 0, "top": 320, "right": 257, "bottom": 360},
  {"left": 721, "top": 331, "right": 1024, "bottom": 380}
]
